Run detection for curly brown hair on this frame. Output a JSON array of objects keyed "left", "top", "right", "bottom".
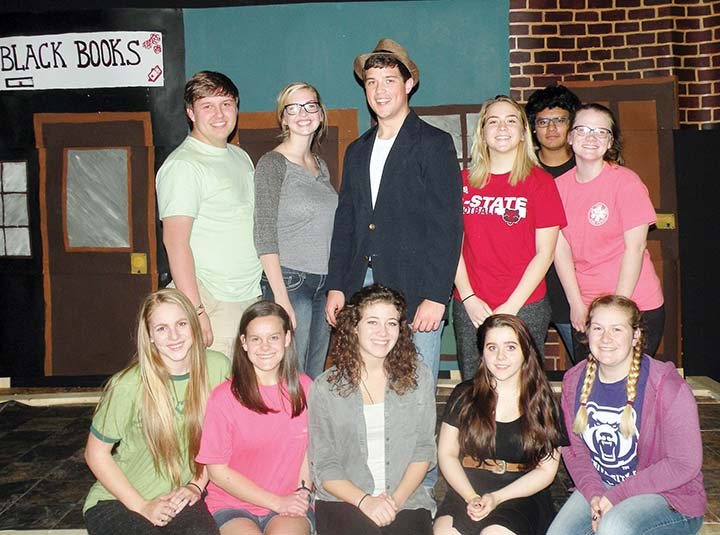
[{"left": 326, "top": 284, "right": 419, "bottom": 397}]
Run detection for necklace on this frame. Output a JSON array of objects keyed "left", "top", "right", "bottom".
[{"left": 360, "top": 378, "right": 375, "bottom": 405}]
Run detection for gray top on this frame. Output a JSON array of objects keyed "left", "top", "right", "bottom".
[
  {"left": 308, "top": 362, "right": 437, "bottom": 511},
  {"left": 253, "top": 150, "right": 338, "bottom": 275}
]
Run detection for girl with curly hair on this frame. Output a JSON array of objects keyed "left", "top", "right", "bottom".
[
  {"left": 83, "top": 289, "right": 230, "bottom": 535},
  {"left": 434, "top": 314, "right": 566, "bottom": 535},
  {"left": 309, "top": 284, "right": 436, "bottom": 535},
  {"left": 548, "top": 295, "right": 705, "bottom": 535}
]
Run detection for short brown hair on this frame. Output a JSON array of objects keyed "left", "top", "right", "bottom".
[{"left": 184, "top": 71, "right": 239, "bottom": 108}]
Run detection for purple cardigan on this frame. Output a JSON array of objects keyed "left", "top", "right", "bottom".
[{"left": 561, "top": 356, "right": 706, "bottom": 517}]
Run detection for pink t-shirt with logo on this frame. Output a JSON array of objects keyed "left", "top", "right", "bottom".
[
  {"left": 197, "top": 375, "right": 312, "bottom": 515},
  {"left": 556, "top": 163, "right": 663, "bottom": 310},
  {"left": 457, "top": 166, "right": 566, "bottom": 309}
]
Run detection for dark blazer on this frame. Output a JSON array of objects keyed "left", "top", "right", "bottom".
[{"left": 326, "top": 110, "right": 462, "bottom": 320}]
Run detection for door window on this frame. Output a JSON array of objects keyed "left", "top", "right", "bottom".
[{"left": 0, "top": 161, "right": 31, "bottom": 257}]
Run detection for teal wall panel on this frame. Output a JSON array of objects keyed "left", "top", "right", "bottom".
[
  {"left": 184, "top": 0, "right": 510, "bottom": 360},
  {"left": 184, "top": 0, "right": 509, "bottom": 132}
]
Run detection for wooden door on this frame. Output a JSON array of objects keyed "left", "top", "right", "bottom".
[
  {"left": 564, "top": 77, "right": 681, "bottom": 366},
  {"left": 34, "top": 112, "right": 156, "bottom": 376}
]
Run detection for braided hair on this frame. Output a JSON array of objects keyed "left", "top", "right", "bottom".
[{"left": 572, "top": 295, "right": 645, "bottom": 438}]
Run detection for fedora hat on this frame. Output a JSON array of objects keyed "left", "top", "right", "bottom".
[{"left": 353, "top": 38, "right": 419, "bottom": 87}]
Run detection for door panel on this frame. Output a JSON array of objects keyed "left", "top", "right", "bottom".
[
  {"left": 34, "top": 113, "right": 156, "bottom": 375},
  {"left": 564, "top": 77, "right": 680, "bottom": 365}
]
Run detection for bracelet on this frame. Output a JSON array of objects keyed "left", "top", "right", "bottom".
[
  {"left": 462, "top": 293, "right": 476, "bottom": 303},
  {"left": 187, "top": 482, "right": 204, "bottom": 494},
  {"left": 196, "top": 303, "right": 205, "bottom": 317},
  {"left": 465, "top": 493, "right": 482, "bottom": 504},
  {"left": 357, "top": 493, "right": 370, "bottom": 508}
]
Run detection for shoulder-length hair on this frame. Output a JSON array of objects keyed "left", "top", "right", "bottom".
[
  {"left": 573, "top": 295, "right": 645, "bottom": 438},
  {"left": 99, "top": 288, "right": 210, "bottom": 486},
  {"left": 455, "top": 314, "right": 562, "bottom": 468},
  {"left": 468, "top": 96, "right": 538, "bottom": 189},
  {"left": 571, "top": 103, "right": 624, "bottom": 165},
  {"left": 275, "top": 81, "right": 328, "bottom": 151},
  {"left": 230, "top": 300, "right": 306, "bottom": 418},
  {"left": 326, "top": 284, "right": 418, "bottom": 397}
]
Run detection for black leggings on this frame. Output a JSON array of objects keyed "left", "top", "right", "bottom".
[
  {"left": 315, "top": 500, "right": 432, "bottom": 535},
  {"left": 84, "top": 499, "right": 219, "bottom": 535}
]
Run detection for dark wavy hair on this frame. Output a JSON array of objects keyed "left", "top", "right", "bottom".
[
  {"left": 326, "top": 284, "right": 418, "bottom": 397},
  {"left": 364, "top": 55, "right": 412, "bottom": 82},
  {"left": 525, "top": 85, "right": 581, "bottom": 127},
  {"left": 571, "top": 103, "right": 624, "bottom": 165},
  {"left": 455, "top": 314, "right": 563, "bottom": 468},
  {"left": 230, "top": 300, "right": 306, "bottom": 418}
]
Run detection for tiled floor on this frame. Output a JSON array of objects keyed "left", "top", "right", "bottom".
[{"left": 1, "top": 390, "right": 719, "bottom": 533}]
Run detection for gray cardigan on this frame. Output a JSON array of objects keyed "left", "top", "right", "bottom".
[{"left": 308, "top": 362, "right": 436, "bottom": 511}]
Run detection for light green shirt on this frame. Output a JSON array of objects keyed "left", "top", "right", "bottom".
[
  {"left": 157, "top": 136, "right": 262, "bottom": 302},
  {"left": 83, "top": 350, "right": 231, "bottom": 512}
]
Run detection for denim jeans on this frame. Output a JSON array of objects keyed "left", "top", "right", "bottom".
[
  {"left": 262, "top": 266, "right": 330, "bottom": 379},
  {"left": 547, "top": 490, "right": 704, "bottom": 535},
  {"left": 213, "top": 506, "right": 315, "bottom": 532}
]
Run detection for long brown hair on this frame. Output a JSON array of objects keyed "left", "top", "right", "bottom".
[
  {"left": 230, "top": 300, "right": 306, "bottom": 418},
  {"left": 572, "top": 295, "right": 645, "bottom": 438},
  {"left": 456, "top": 314, "right": 562, "bottom": 468},
  {"left": 326, "top": 284, "right": 418, "bottom": 397},
  {"left": 98, "top": 289, "right": 210, "bottom": 485}
]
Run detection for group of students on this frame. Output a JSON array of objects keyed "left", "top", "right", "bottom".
[
  {"left": 82, "top": 286, "right": 705, "bottom": 535},
  {"left": 82, "top": 37, "right": 705, "bottom": 535}
]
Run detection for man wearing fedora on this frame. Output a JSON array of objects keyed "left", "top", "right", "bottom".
[{"left": 325, "top": 38, "right": 462, "bottom": 383}]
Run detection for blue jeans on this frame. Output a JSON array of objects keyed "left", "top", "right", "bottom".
[
  {"left": 213, "top": 506, "right": 316, "bottom": 532},
  {"left": 262, "top": 266, "right": 330, "bottom": 379},
  {"left": 547, "top": 490, "right": 704, "bottom": 535}
]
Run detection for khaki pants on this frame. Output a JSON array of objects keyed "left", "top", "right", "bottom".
[{"left": 169, "top": 280, "right": 260, "bottom": 360}]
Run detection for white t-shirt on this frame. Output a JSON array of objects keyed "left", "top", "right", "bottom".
[
  {"left": 363, "top": 402, "right": 386, "bottom": 495},
  {"left": 369, "top": 134, "right": 397, "bottom": 208}
]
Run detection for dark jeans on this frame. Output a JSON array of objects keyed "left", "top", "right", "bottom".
[
  {"left": 85, "top": 499, "right": 219, "bottom": 535},
  {"left": 572, "top": 303, "right": 666, "bottom": 361},
  {"left": 315, "top": 501, "right": 432, "bottom": 535},
  {"left": 262, "top": 266, "right": 330, "bottom": 379},
  {"left": 453, "top": 297, "right": 551, "bottom": 381}
]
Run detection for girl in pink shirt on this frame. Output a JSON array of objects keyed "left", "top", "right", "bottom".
[
  {"left": 197, "top": 301, "right": 313, "bottom": 535},
  {"left": 554, "top": 103, "right": 664, "bottom": 359}
]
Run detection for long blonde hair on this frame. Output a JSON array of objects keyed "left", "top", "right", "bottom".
[
  {"left": 100, "top": 289, "right": 210, "bottom": 485},
  {"left": 275, "top": 81, "right": 328, "bottom": 150},
  {"left": 572, "top": 295, "right": 645, "bottom": 438},
  {"left": 468, "top": 96, "right": 538, "bottom": 189}
]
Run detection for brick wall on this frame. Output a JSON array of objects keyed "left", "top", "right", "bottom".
[{"left": 509, "top": 0, "right": 720, "bottom": 129}]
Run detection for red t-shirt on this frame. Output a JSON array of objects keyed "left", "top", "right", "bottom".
[{"left": 457, "top": 166, "right": 566, "bottom": 309}]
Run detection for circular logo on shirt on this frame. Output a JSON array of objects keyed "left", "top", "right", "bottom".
[{"left": 588, "top": 202, "right": 609, "bottom": 226}]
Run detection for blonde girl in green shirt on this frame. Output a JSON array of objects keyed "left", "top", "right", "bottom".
[{"left": 83, "top": 289, "right": 230, "bottom": 535}]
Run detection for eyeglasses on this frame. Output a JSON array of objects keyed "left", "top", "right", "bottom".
[
  {"left": 284, "top": 102, "right": 320, "bottom": 115},
  {"left": 535, "top": 116, "right": 570, "bottom": 128},
  {"left": 572, "top": 125, "right": 613, "bottom": 140}
]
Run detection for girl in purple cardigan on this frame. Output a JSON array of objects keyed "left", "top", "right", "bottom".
[{"left": 548, "top": 295, "right": 705, "bottom": 535}]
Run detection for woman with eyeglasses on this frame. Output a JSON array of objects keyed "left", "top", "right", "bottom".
[
  {"left": 453, "top": 96, "right": 566, "bottom": 379},
  {"left": 254, "top": 82, "right": 338, "bottom": 378},
  {"left": 554, "top": 103, "right": 664, "bottom": 359}
]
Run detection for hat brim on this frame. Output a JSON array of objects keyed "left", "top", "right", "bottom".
[{"left": 353, "top": 52, "right": 419, "bottom": 87}]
